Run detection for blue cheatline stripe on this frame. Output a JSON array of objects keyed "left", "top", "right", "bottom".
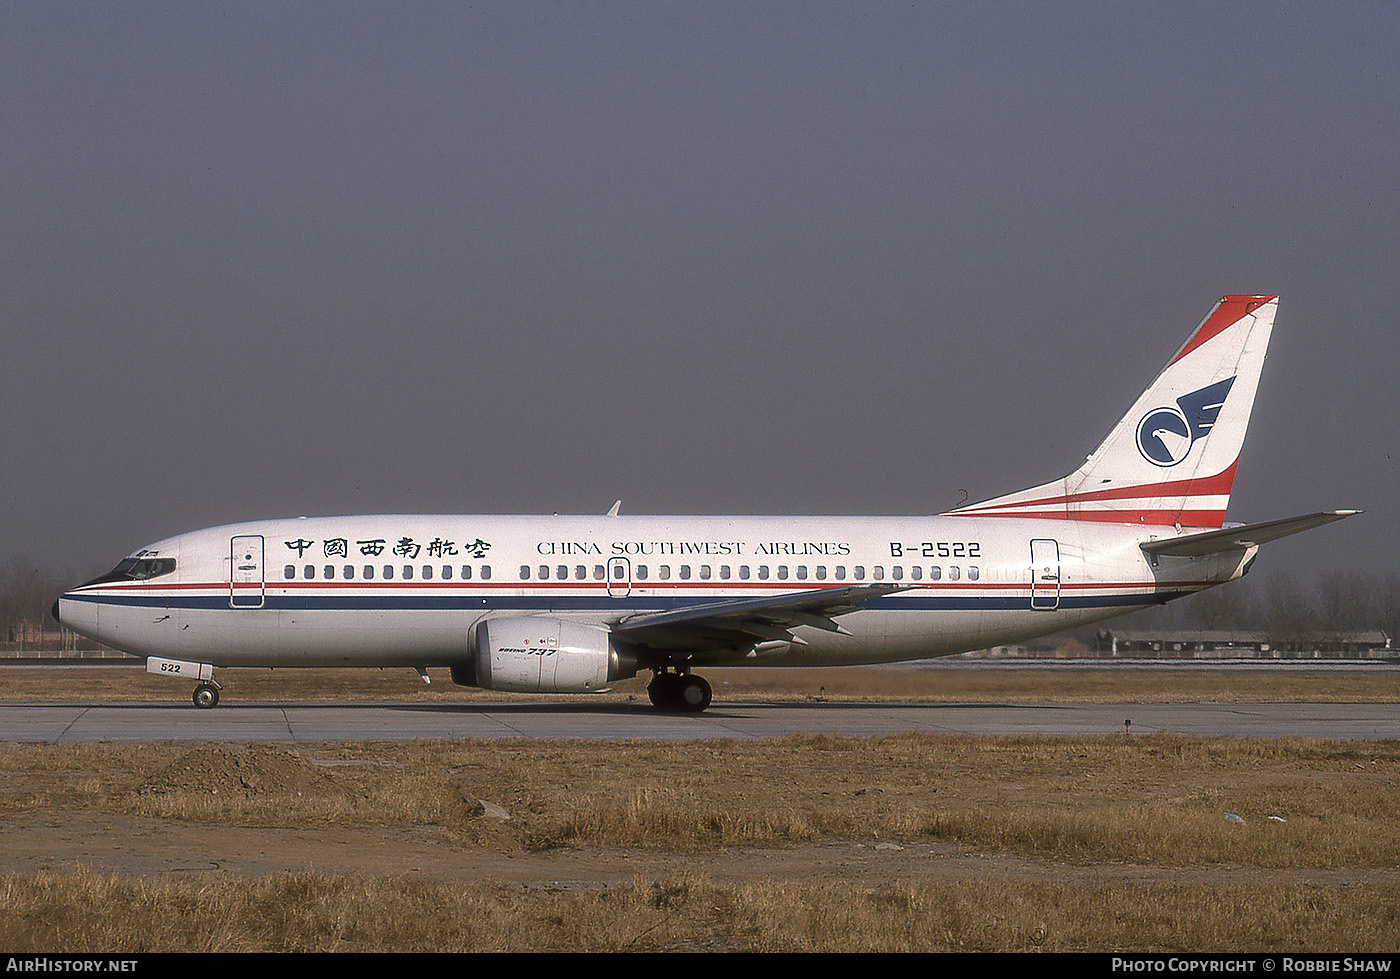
[{"left": 62, "top": 591, "right": 1188, "bottom": 613}]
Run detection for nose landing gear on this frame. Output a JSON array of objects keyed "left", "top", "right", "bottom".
[{"left": 145, "top": 658, "right": 222, "bottom": 709}]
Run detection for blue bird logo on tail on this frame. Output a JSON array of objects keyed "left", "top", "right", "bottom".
[{"left": 1135, "top": 377, "right": 1236, "bottom": 467}]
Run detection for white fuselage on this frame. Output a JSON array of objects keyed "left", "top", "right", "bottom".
[
  {"left": 53, "top": 296, "right": 1352, "bottom": 709},
  {"left": 56, "top": 513, "right": 1250, "bottom": 669}
]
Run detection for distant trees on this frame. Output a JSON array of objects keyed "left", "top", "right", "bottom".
[
  {"left": 0, "top": 557, "right": 93, "bottom": 646},
  {"left": 1101, "top": 569, "right": 1400, "bottom": 642}
]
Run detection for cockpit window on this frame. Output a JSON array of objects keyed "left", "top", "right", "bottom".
[
  {"left": 80, "top": 557, "right": 177, "bottom": 587},
  {"left": 128, "top": 558, "right": 176, "bottom": 580}
]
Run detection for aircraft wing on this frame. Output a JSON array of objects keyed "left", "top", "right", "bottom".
[
  {"left": 610, "top": 582, "right": 905, "bottom": 654},
  {"left": 1140, "top": 510, "right": 1361, "bottom": 558}
]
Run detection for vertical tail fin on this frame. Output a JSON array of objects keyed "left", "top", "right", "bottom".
[{"left": 947, "top": 295, "right": 1277, "bottom": 529}]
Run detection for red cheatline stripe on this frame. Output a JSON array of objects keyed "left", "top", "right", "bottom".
[
  {"left": 960, "top": 508, "right": 1227, "bottom": 527},
  {"left": 1169, "top": 295, "right": 1275, "bottom": 366},
  {"left": 951, "top": 458, "right": 1239, "bottom": 515}
]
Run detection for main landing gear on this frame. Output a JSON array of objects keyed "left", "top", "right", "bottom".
[{"left": 647, "top": 669, "right": 712, "bottom": 713}]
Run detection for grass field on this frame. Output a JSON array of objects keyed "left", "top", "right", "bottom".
[
  {"left": 4, "top": 660, "right": 1400, "bottom": 705},
  {"left": 2, "top": 664, "right": 1399, "bottom": 951}
]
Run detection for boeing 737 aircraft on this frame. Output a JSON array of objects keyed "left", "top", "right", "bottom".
[{"left": 54, "top": 296, "right": 1357, "bottom": 711}]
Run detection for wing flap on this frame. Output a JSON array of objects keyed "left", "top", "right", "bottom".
[{"left": 612, "top": 583, "right": 904, "bottom": 650}]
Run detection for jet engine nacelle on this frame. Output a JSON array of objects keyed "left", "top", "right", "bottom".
[{"left": 451, "top": 616, "right": 637, "bottom": 693}]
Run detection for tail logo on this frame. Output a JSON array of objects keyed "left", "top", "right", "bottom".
[{"left": 1135, "top": 377, "right": 1236, "bottom": 467}]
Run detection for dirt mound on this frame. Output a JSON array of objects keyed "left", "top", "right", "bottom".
[{"left": 133, "top": 744, "right": 339, "bottom": 799}]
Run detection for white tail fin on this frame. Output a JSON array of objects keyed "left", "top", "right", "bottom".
[{"left": 947, "top": 295, "right": 1278, "bottom": 529}]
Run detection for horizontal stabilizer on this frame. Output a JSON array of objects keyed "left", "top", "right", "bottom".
[{"left": 1140, "top": 510, "right": 1361, "bottom": 558}]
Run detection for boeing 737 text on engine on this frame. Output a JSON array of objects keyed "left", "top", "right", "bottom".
[{"left": 55, "top": 296, "right": 1358, "bottom": 711}]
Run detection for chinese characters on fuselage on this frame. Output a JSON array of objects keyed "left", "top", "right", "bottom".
[{"left": 285, "top": 537, "right": 492, "bottom": 559}]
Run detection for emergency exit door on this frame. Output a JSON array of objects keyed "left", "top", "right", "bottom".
[
  {"left": 1029, "top": 539, "right": 1061, "bottom": 610},
  {"left": 230, "top": 535, "right": 265, "bottom": 608}
]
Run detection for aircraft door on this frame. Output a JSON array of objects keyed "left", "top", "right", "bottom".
[
  {"left": 230, "top": 535, "right": 265, "bottom": 608},
  {"left": 1029, "top": 539, "right": 1060, "bottom": 611},
  {"left": 606, "top": 557, "right": 631, "bottom": 598}
]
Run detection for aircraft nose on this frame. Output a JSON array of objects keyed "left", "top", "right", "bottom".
[
  {"left": 52, "top": 591, "right": 104, "bottom": 647},
  {"left": 52, "top": 593, "right": 80, "bottom": 630}
]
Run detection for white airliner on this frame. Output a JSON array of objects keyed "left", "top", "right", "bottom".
[{"left": 55, "top": 296, "right": 1357, "bottom": 711}]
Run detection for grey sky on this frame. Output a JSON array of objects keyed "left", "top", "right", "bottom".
[{"left": 3, "top": 2, "right": 1396, "bottom": 579}]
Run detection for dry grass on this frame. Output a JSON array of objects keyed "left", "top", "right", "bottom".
[
  {"left": 4, "top": 661, "right": 1400, "bottom": 704},
  {"left": 4, "top": 664, "right": 1400, "bottom": 950},
  {"left": 3, "top": 734, "right": 1399, "bottom": 866},
  {"left": 1, "top": 867, "right": 1397, "bottom": 952}
]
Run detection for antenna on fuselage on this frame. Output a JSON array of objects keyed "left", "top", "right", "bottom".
[{"left": 606, "top": 500, "right": 622, "bottom": 517}]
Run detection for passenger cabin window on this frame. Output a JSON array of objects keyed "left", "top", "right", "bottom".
[
  {"left": 304, "top": 565, "right": 315, "bottom": 579},
  {"left": 344, "top": 565, "right": 355, "bottom": 579},
  {"left": 382, "top": 565, "right": 394, "bottom": 579},
  {"left": 284, "top": 565, "right": 295, "bottom": 580},
  {"left": 324, "top": 565, "right": 335, "bottom": 579}
]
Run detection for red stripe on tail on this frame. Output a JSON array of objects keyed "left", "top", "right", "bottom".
[{"left": 1170, "top": 295, "right": 1275, "bottom": 366}]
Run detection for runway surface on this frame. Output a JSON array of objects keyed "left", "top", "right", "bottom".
[{"left": 4, "top": 700, "right": 1399, "bottom": 742}]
